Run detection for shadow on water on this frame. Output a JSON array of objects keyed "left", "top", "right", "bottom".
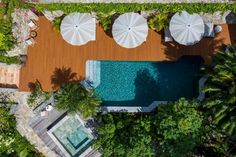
[
  {"left": 151, "top": 56, "right": 203, "bottom": 101},
  {"left": 101, "top": 68, "right": 159, "bottom": 106},
  {"left": 133, "top": 69, "right": 159, "bottom": 106},
  {"left": 101, "top": 56, "right": 203, "bottom": 107}
]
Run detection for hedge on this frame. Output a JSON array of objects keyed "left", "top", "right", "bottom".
[
  {"left": 35, "top": 3, "right": 236, "bottom": 14},
  {"left": 0, "top": 53, "right": 19, "bottom": 64}
]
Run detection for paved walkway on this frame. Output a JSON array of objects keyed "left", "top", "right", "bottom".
[
  {"left": 14, "top": 92, "right": 59, "bottom": 157},
  {"left": 0, "top": 63, "right": 20, "bottom": 88}
]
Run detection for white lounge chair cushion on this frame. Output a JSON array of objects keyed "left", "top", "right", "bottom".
[
  {"left": 204, "top": 23, "right": 214, "bottom": 37},
  {"left": 26, "top": 39, "right": 33, "bottom": 45},
  {"left": 28, "top": 21, "right": 36, "bottom": 28},
  {"left": 164, "top": 27, "right": 173, "bottom": 42}
]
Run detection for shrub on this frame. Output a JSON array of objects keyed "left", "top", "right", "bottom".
[
  {"left": 0, "top": 107, "right": 44, "bottom": 157},
  {"left": 35, "top": 3, "right": 236, "bottom": 15},
  {"left": 27, "top": 80, "right": 52, "bottom": 108},
  {"left": 0, "top": 20, "right": 15, "bottom": 52},
  {"left": 52, "top": 17, "right": 62, "bottom": 33},
  {"left": 54, "top": 82, "right": 101, "bottom": 118},
  {"left": 97, "top": 13, "right": 113, "bottom": 32},
  {"left": 0, "top": 53, "right": 19, "bottom": 64},
  {"left": 148, "top": 13, "right": 168, "bottom": 32}
]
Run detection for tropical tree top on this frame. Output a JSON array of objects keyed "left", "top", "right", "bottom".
[
  {"left": 94, "top": 113, "right": 155, "bottom": 157},
  {"left": 54, "top": 82, "right": 101, "bottom": 118},
  {"left": 154, "top": 98, "right": 203, "bottom": 157},
  {"left": 203, "top": 45, "right": 236, "bottom": 138},
  {"left": 203, "top": 45, "right": 236, "bottom": 106}
]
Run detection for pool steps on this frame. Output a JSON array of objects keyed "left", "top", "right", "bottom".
[{"left": 86, "top": 60, "right": 101, "bottom": 88}]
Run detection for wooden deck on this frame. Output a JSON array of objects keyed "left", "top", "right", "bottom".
[
  {"left": 19, "top": 16, "right": 236, "bottom": 91},
  {"left": 29, "top": 110, "right": 67, "bottom": 157}
]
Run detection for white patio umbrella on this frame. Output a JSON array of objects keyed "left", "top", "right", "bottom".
[
  {"left": 60, "top": 13, "right": 96, "bottom": 46},
  {"left": 169, "top": 11, "right": 205, "bottom": 46},
  {"left": 112, "top": 12, "right": 148, "bottom": 48}
]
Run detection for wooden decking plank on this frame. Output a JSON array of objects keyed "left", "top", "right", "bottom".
[{"left": 19, "top": 16, "right": 236, "bottom": 92}]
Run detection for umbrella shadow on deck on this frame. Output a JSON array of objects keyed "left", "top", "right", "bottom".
[
  {"left": 227, "top": 24, "right": 236, "bottom": 44},
  {"left": 162, "top": 36, "right": 226, "bottom": 64}
]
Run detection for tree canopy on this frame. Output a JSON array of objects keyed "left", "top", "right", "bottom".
[
  {"left": 54, "top": 82, "right": 102, "bottom": 118},
  {"left": 0, "top": 107, "right": 44, "bottom": 157},
  {"left": 203, "top": 45, "right": 236, "bottom": 137},
  {"left": 94, "top": 113, "right": 155, "bottom": 157},
  {"left": 154, "top": 98, "right": 203, "bottom": 157},
  {"left": 94, "top": 98, "right": 208, "bottom": 157}
]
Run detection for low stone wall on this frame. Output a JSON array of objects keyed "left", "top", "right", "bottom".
[{"left": 101, "top": 101, "right": 167, "bottom": 112}]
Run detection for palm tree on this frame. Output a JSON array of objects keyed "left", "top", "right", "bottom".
[
  {"left": 203, "top": 45, "right": 236, "bottom": 137},
  {"left": 54, "top": 82, "right": 102, "bottom": 118}
]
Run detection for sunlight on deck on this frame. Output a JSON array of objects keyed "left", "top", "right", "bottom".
[{"left": 19, "top": 16, "right": 236, "bottom": 91}]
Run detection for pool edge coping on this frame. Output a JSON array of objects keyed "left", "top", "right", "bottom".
[
  {"left": 99, "top": 75, "right": 207, "bottom": 112},
  {"left": 47, "top": 114, "right": 95, "bottom": 157}
]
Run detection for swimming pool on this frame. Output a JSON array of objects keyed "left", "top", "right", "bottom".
[
  {"left": 86, "top": 56, "right": 203, "bottom": 106},
  {"left": 47, "top": 115, "right": 93, "bottom": 157}
]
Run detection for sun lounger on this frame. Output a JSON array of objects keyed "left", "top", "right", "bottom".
[
  {"left": 26, "top": 38, "right": 35, "bottom": 46},
  {"left": 203, "top": 22, "right": 214, "bottom": 37},
  {"left": 164, "top": 27, "right": 173, "bottom": 42},
  {"left": 28, "top": 20, "right": 38, "bottom": 30}
]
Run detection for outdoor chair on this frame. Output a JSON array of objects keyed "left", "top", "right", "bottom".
[
  {"left": 214, "top": 25, "right": 223, "bottom": 34},
  {"left": 40, "top": 111, "right": 48, "bottom": 117},
  {"left": 28, "top": 20, "right": 39, "bottom": 30},
  {"left": 26, "top": 38, "right": 35, "bottom": 46},
  {"left": 164, "top": 27, "right": 173, "bottom": 42},
  {"left": 203, "top": 22, "right": 214, "bottom": 37}
]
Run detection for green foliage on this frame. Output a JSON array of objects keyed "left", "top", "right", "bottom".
[
  {"left": 35, "top": 3, "right": 236, "bottom": 15},
  {"left": 154, "top": 98, "right": 203, "bottom": 157},
  {"left": 0, "top": 107, "right": 16, "bottom": 134},
  {"left": 201, "top": 124, "right": 235, "bottom": 157},
  {"left": 1, "top": 0, "right": 20, "bottom": 17},
  {"left": 0, "top": 19, "right": 15, "bottom": 52},
  {"left": 35, "top": 3, "right": 236, "bottom": 34},
  {"left": 94, "top": 113, "right": 155, "bottom": 157},
  {"left": 148, "top": 13, "right": 168, "bottom": 32},
  {"left": 0, "top": 107, "right": 44, "bottom": 157},
  {"left": 97, "top": 13, "right": 113, "bottom": 32},
  {"left": 27, "top": 80, "right": 52, "bottom": 108},
  {"left": 94, "top": 99, "right": 212, "bottom": 157},
  {"left": 203, "top": 45, "right": 236, "bottom": 137},
  {"left": 52, "top": 17, "right": 62, "bottom": 33},
  {"left": 0, "top": 53, "right": 19, "bottom": 64},
  {"left": 54, "top": 82, "right": 101, "bottom": 118},
  {"left": 0, "top": 0, "right": 31, "bottom": 52},
  {"left": 0, "top": 0, "right": 17, "bottom": 52},
  {"left": 1, "top": 0, "right": 22, "bottom": 17}
]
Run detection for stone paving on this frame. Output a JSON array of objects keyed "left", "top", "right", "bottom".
[
  {"left": 7, "top": 9, "right": 39, "bottom": 57},
  {"left": 14, "top": 92, "right": 59, "bottom": 157},
  {"left": 26, "top": 0, "right": 231, "bottom": 3}
]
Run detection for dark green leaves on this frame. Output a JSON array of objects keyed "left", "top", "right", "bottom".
[{"left": 54, "top": 82, "right": 101, "bottom": 118}]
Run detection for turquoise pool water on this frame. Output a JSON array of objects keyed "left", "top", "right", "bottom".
[
  {"left": 50, "top": 115, "right": 93, "bottom": 157},
  {"left": 95, "top": 56, "right": 203, "bottom": 106}
]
